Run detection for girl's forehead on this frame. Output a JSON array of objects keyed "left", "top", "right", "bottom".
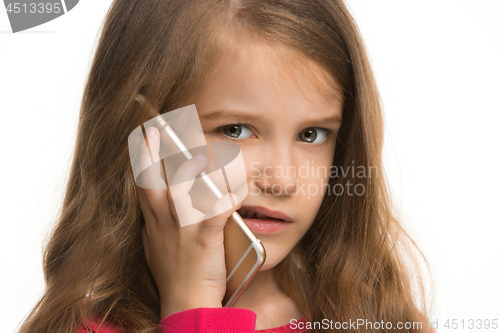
[
  {"left": 212, "top": 39, "right": 344, "bottom": 105},
  {"left": 195, "top": 41, "right": 343, "bottom": 125},
  {"left": 197, "top": 40, "right": 343, "bottom": 116}
]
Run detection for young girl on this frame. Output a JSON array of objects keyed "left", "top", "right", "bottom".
[{"left": 18, "top": 0, "right": 434, "bottom": 332}]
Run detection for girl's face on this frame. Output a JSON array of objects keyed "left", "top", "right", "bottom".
[{"left": 194, "top": 42, "right": 343, "bottom": 270}]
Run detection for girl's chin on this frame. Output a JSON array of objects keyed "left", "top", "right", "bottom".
[
  {"left": 258, "top": 261, "right": 278, "bottom": 271},
  {"left": 255, "top": 242, "right": 290, "bottom": 271}
]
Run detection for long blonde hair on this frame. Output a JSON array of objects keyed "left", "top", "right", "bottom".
[{"left": 18, "top": 1, "right": 432, "bottom": 332}]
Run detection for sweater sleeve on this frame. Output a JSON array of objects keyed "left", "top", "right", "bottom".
[
  {"left": 77, "top": 317, "right": 124, "bottom": 333},
  {"left": 159, "top": 307, "right": 257, "bottom": 333}
]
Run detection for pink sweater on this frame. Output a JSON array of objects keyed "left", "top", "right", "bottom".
[{"left": 78, "top": 307, "right": 310, "bottom": 333}]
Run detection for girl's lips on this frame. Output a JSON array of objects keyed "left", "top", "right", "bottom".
[
  {"left": 242, "top": 218, "right": 292, "bottom": 233},
  {"left": 238, "top": 205, "right": 293, "bottom": 222}
]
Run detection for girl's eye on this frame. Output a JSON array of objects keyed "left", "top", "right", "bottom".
[
  {"left": 298, "top": 127, "right": 328, "bottom": 144},
  {"left": 220, "top": 124, "right": 253, "bottom": 139},
  {"left": 217, "top": 124, "right": 333, "bottom": 144}
]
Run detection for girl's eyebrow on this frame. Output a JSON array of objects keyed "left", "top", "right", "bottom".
[
  {"left": 199, "top": 109, "right": 263, "bottom": 121},
  {"left": 313, "top": 113, "right": 343, "bottom": 125},
  {"left": 199, "top": 109, "right": 342, "bottom": 125}
]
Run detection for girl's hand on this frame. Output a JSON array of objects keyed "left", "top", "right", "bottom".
[{"left": 135, "top": 126, "right": 241, "bottom": 318}]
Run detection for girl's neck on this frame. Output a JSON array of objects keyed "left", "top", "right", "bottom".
[
  {"left": 233, "top": 268, "right": 305, "bottom": 330},
  {"left": 235, "top": 268, "right": 279, "bottom": 304}
]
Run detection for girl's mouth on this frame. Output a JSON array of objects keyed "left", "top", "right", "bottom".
[
  {"left": 237, "top": 207, "right": 292, "bottom": 233},
  {"left": 238, "top": 208, "right": 284, "bottom": 221}
]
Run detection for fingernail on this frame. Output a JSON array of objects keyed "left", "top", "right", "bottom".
[
  {"left": 146, "top": 127, "right": 156, "bottom": 138},
  {"left": 194, "top": 154, "right": 206, "bottom": 161}
]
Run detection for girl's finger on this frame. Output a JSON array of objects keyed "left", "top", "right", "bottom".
[
  {"left": 136, "top": 127, "right": 170, "bottom": 218},
  {"left": 136, "top": 127, "right": 166, "bottom": 190},
  {"left": 169, "top": 154, "right": 207, "bottom": 195},
  {"left": 167, "top": 154, "right": 208, "bottom": 226},
  {"left": 202, "top": 192, "right": 242, "bottom": 228}
]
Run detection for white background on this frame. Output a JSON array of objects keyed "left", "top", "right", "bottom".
[{"left": 1, "top": 1, "right": 499, "bottom": 332}]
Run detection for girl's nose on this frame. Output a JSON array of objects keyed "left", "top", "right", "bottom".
[{"left": 250, "top": 148, "right": 298, "bottom": 196}]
